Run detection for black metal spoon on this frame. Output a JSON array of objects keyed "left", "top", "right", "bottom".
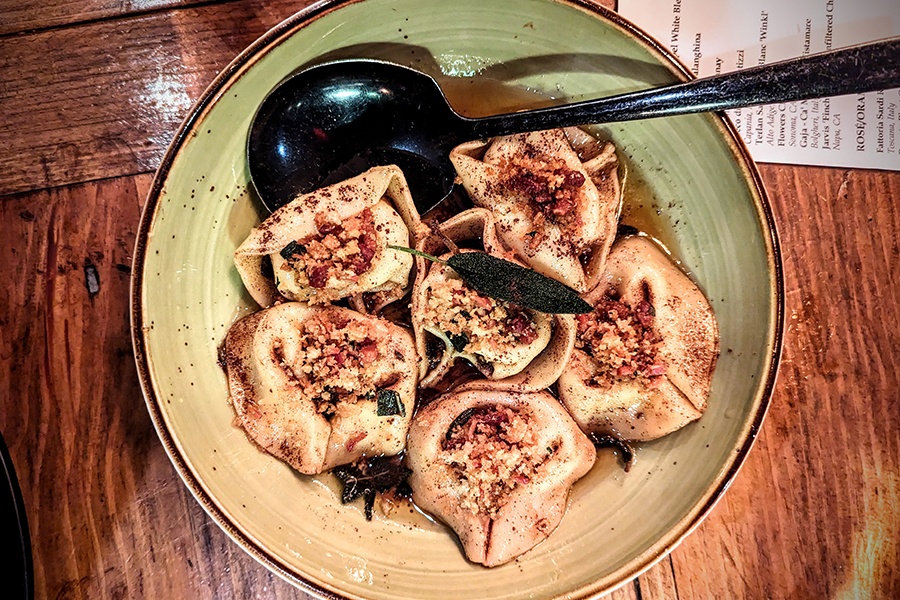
[{"left": 248, "top": 37, "right": 900, "bottom": 213}]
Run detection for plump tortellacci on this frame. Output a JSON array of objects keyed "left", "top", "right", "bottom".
[
  {"left": 222, "top": 303, "right": 416, "bottom": 474},
  {"left": 410, "top": 207, "right": 575, "bottom": 390},
  {"left": 407, "top": 388, "right": 595, "bottom": 566},
  {"left": 557, "top": 236, "right": 719, "bottom": 441},
  {"left": 450, "top": 128, "right": 621, "bottom": 293},
  {"left": 234, "top": 165, "right": 421, "bottom": 312}
]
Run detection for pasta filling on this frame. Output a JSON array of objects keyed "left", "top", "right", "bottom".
[
  {"left": 574, "top": 292, "right": 666, "bottom": 389},
  {"left": 441, "top": 406, "right": 555, "bottom": 518},
  {"left": 421, "top": 271, "right": 543, "bottom": 371},
  {"left": 492, "top": 154, "right": 587, "bottom": 251},
  {"left": 274, "top": 309, "right": 388, "bottom": 418},
  {"left": 273, "top": 207, "right": 379, "bottom": 292}
]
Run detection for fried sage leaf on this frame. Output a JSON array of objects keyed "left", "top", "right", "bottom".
[
  {"left": 446, "top": 331, "right": 469, "bottom": 352},
  {"left": 389, "top": 246, "right": 591, "bottom": 314},
  {"left": 332, "top": 455, "right": 412, "bottom": 520},
  {"left": 588, "top": 432, "right": 635, "bottom": 472},
  {"left": 376, "top": 389, "right": 405, "bottom": 417},
  {"left": 444, "top": 407, "right": 477, "bottom": 442},
  {"left": 279, "top": 240, "right": 305, "bottom": 259}
]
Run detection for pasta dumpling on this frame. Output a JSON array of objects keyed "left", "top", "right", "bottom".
[
  {"left": 222, "top": 302, "right": 417, "bottom": 474},
  {"left": 234, "top": 165, "right": 421, "bottom": 311},
  {"left": 450, "top": 128, "right": 621, "bottom": 292},
  {"left": 557, "top": 235, "right": 719, "bottom": 441},
  {"left": 407, "top": 387, "right": 596, "bottom": 566},
  {"left": 410, "top": 208, "right": 575, "bottom": 391}
]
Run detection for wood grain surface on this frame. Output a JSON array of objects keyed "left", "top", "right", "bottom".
[
  {"left": 0, "top": 0, "right": 317, "bottom": 197},
  {"left": 0, "top": 0, "right": 210, "bottom": 36},
  {"left": 1, "top": 0, "right": 898, "bottom": 598}
]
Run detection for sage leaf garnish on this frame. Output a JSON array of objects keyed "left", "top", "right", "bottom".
[
  {"left": 589, "top": 432, "right": 635, "bottom": 473},
  {"left": 444, "top": 407, "right": 477, "bottom": 442},
  {"left": 446, "top": 331, "right": 469, "bottom": 352},
  {"left": 279, "top": 240, "right": 305, "bottom": 259},
  {"left": 448, "top": 252, "right": 592, "bottom": 313},
  {"left": 387, "top": 245, "right": 448, "bottom": 264},
  {"left": 332, "top": 455, "right": 412, "bottom": 520},
  {"left": 376, "top": 389, "right": 405, "bottom": 417},
  {"left": 389, "top": 246, "right": 591, "bottom": 314}
]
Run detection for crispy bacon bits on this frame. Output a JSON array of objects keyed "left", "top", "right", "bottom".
[
  {"left": 274, "top": 310, "right": 387, "bottom": 417},
  {"left": 441, "top": 406, "right": 555, "bottom": 518},
  {"left": 423, "top": 275, "right": 539, "bottom": 356},
  {"left": 497, "top": 154, "right": 585, "bottom": 230},
  {"left": 279, "top": 208, "right": 378, "bottom": 289},
  {"left": 575, "top": 293, "right": 666, "bottom": 389}
]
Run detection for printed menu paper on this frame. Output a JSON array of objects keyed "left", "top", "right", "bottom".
[{"left": 619, "top": 0, "right": 900, "bottom": 170}]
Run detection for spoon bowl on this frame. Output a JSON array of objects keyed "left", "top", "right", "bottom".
[
  {"left": 249, "top": 38, "right": 900, "bottom": 213},
  {"left": 248, "top": 61, "right": 462, "bottom": 210}
]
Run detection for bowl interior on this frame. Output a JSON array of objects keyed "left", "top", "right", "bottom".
[{"left": 133, "top": 0, "right": 781, "bottom": 598}]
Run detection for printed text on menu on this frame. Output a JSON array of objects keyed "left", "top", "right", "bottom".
[{"left": 620, "top": 0, "right": 900, "bottom": 170}]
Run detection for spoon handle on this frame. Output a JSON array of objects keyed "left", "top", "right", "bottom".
[{"left": 467, "top": 37, "right": 900, "bottom": 137}]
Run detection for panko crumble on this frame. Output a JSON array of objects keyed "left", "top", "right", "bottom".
[
  {"left": 275, "top": 309, "right": 384, "bottom": 418},
  {"left": 279, "top": 207, "right": 378, "bottom": 291},
  {"left": 574, "top": 292, "right": 666, "bottom": 389},
  {"left": 423, "top": 273, "right": 539, "bottom": 358},
  {"left": 441, "top": 406, "right": 555, "bottom": 518}
]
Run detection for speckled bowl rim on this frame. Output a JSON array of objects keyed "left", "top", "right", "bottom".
[{"left": 130, "top": 0, "right": 784, "bottom": 598}]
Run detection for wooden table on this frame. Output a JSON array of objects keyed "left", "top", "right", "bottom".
[{"left": 1, "top": 0, "right": 898, "bottom": 598}]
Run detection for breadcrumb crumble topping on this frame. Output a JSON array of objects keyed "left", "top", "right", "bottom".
[
  {"left": 441, "top": 406, "right": 555, "bottom": 517},
  {"left": 494, "top": 153, "right": 586, "bottom": 251},
  {"left": 274, "top": 310, "right": 384, "bottom": 417},
  {"left": 575, "top": 293, "right": 666, "bottom": 388},
  {"left": 279, "top": 207, "right": 378, "bottom": 290},
  {"left": 423, "top": 274, "right": 539, "bottom": 356}
]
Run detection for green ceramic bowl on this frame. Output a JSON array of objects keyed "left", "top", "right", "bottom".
[{"left": 131, "top": 0, "right": 783, "bottom": 598}]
